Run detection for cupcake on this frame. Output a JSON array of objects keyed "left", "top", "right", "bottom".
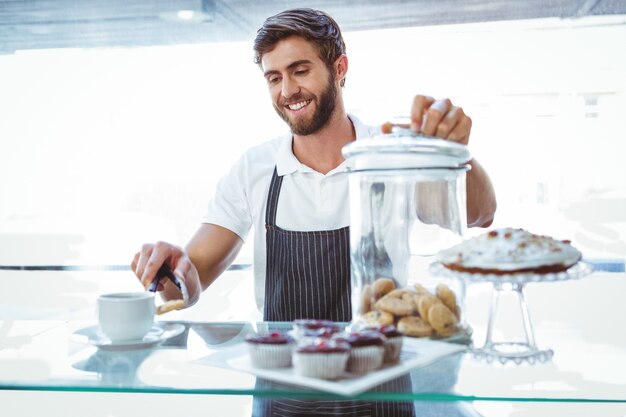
[
  {"left": 352, "top": 323, "right": 404, "bottom": 364},
  {"left": 293, "top": 339, "right": 351, "bottom": 380},
  {"left": 245, "top": 331, "right": 294, "bottom": 368},
  {"left": 376, "top": 325, "right": 404, "bottom": 364},
  {"left": 334, "top": 330, "right": 386, "bottom": 374},
  {"left": 292, "top": 319, "right": 343, "bottom": 339}
]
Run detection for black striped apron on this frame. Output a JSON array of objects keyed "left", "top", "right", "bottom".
[
  {"left": 263, "top": 167, "right": 351, "bottom": 322},
  {"left": 253, "top": 168, "right": 415, "bottom": 417}
]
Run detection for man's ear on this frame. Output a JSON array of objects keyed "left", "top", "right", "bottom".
[{"left": 335, "top": 54, "right": 348, "bottom": 86}]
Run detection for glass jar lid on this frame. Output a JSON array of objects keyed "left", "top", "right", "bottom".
[{"left": 342, "top": 129, "right": 471, "bottom": 171}]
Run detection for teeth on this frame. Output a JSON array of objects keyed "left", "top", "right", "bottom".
[{"left": 287, "top": 100, "right": 310, "bottom": 111}]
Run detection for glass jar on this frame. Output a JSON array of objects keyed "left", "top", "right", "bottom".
[{"left": 342, "top": 129, "right": 470, "bottom": 323}]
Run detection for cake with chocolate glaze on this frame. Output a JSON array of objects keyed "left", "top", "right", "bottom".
[
  {"left": 334, "top": 330, "right": 386, "bottom": 374},
  {"left": 292, "top": 319, "right": 343, "bottom": 339},
  {"left": 373, "top": 325, "right": 403, "bottom": 364},
  {"left": 245, "top": 331, "right": 294, "bottom": 368},
  {"left": 353, "top": 324, "right": 403, "bottom": 364},
  {"left": 437, "top": 228, "right": 582, "bottom": 275},
  {"left": 293, "top": 339, "right": 351, "bottom": 380}
]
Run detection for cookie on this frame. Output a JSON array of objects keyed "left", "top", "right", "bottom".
[
  {"left": 427, "top": 303, "right": 458, "bottom": 337},
  {"left": 360, "top": 284, "right": 373, "bottom": 314},
  {"left": 385, "top": 288, "right": 414, "bottom": 299},
  {"left": 397, "top": 316, "right": 433, "bottom": 338},
  {"left": 454, "top": 304, "right": 462, "bottom": 320},
  {"left": 371, "top": 278, "right": 396, "bottom": 300},
  {"left": 416, "top": 294, "right": 441, "bottom": 322},
  {"left": 413, "top": 283, "right": 429, "bottom": 295},
  {"left": 400, "top": 291, "right": 421, "bottom": 315},
  {"left": 375, "top": 294, "right": 414, "bottom": 316},
  {"left": 156, "top": 299, "right": 185, "bottom": 315},
  {"left": 361, "top": 309, "right": 394, "bottom": 326},
  {"left": 435, "top": 284, "right": 458, "bottom": 315}
]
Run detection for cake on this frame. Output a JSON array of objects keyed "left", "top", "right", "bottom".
[
  {"left": 292, "top": 339, "right": 351, "bottom": 380},
  {"left": 436, "top": 228, "right": 582, "bottom": 274},
  {"left": 292, "top": 319, "right": 343, "bottom": 339},
  {"left": 354, "top": 324, "right": 404, "bottom": 364},
  {"left": 377, "top": 325, "right": 403, "bottom": 363},
  {"left": 297, "top": 327, "right": 340, "bottom": 340},
  {"left": 334, "top": 330, "right": 386, "bottom": 374},
  {"left": 245, "top": 331, "right": 294, "bottom": 368}
]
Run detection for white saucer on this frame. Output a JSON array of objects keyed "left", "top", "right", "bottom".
[{"left": 72, "top": 322, "right": 186, "bottom": 350}]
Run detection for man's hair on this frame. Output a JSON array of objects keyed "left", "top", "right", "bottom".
[{"left": 253, "top": 8, "right": 347, "bottom": 86}]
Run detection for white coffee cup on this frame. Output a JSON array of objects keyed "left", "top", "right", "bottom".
[{"left": 97, "top": 292, "right": 155, "bottom": 342}]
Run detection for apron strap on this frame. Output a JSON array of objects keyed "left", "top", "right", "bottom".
[{"left": 265, "top": 167, "right": 282, "bottom": 227}]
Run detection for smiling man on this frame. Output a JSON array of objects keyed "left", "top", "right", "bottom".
[
  {"left": 132, "top": 8, "right": 495, "bottom": 416},
  {"left": 132, "top": 8, "right": 495, "bottom": 321}
]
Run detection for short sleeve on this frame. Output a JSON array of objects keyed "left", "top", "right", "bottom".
[{"left": 202, "top": 154, "right": 253, "bottom": 241}]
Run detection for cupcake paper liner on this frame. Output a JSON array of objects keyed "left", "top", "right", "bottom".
[
  {"left": 293, "top": 351, "right": 349, "bottom": 380},
  {"left": 247, "top": 342, "right": 294, "bottom": 368},
  {"left": 383, "top": 336, "right": 403, "bottom": 364},
  {"left": 347, "top": 345, "right": 384, "bottom": 374}
]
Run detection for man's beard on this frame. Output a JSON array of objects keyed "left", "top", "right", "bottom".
[{"left": 273, "top": 74, "right": 337, "bottom": 136}]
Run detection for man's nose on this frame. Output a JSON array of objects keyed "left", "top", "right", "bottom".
[{"left": 281, "top": 76, "right": 300, "bottom": 99}]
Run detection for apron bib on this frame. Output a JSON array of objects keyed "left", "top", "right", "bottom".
[
  {"left": 263, "top": 167, "right": 351, "bottom": 322},
  {"left": 253, "top": 168, "right": 415, "bottom": 417}
]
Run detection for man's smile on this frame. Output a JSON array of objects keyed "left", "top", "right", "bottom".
[{"left": 285, "top": 99, "right": 312, "bottom": 111}]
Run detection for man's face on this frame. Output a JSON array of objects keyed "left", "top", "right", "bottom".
[{"left": 261, "top": 36, "right": 339, "bottom": 136}]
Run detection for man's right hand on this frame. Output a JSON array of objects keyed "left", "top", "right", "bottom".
[{"left": 131, "top": 241, "right": 200, "bottom": 305}]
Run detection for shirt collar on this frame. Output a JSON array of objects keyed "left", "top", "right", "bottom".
[{"left": 275, "top": 114, "right": 379, "bottom": 176}]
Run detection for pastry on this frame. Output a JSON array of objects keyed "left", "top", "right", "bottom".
[
  {"left": 374, "top": 294, "right": 414, "bottom": 316},
  {"left": 334, "top": 330, "right": 386, "bottom": 374},
  {"left": 435, "top": 284, "right": 458, "bottom": 315},
  {"left": 416, "top": 294, "right": 440, "bottom": 321},
  {"left": 437, "top": 228, "right": 582, "bottom": 274},
  {"left": 354, "top": 281, "right": 463, "bottom": 339},
  {"left": 293, "top": 319, "right": 343, "bottom": 339},
  {"left": 413, "top": 283, "right": 430, "bottom": 295},
  {"left": 293, "top": 339, "right": 351, "bottom": 380},
  {"left": 155, "top": 299, "right": 185, "bottom": 315},
  {"left": 371, "top": 277, "right": 396, "bottom": 299},
  {"left": 377, "top": 324, "right": 403, "bottom": 363},
  {"left": 397, "top": 316, "right": 433, "bottom": 338},
  {"left": 245, "top": 331, "right": 295, "bottom": 368},
  {"left": 360, "top": 284, "right": 373, "bottom": 314},
  {"left": 361, "top": 309, "right": 394, "bottom": 326},
  {"left": 427, "top": 303, "right": 458, "bottom": 337}
]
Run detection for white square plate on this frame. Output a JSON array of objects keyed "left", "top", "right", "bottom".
[{"left": 196, "top": 337, "right": 466, "bottom": 396}]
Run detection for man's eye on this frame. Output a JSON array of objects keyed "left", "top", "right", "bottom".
[
  {"left": 268, "top": 77, "right": 280, "bottom": 85},
  {"left": 295, "top": 69, "right": 309, "bottom": 76}
]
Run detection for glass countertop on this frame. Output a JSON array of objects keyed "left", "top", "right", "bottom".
[{"left": 1, "top": 269, "right": 625, "bottom": 409}]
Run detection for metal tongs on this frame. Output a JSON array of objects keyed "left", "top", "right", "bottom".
[{"left": 147, "top": 263, "right": 189, "bottom": 314}]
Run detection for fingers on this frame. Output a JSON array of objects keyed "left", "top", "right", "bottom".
[
  {"left": 447, "top": 111, "right": 472, "bottom": 145},
  {"left": 410, "top": 95, "right": 434, "bottom": 132},
  {"left": 421, "top": 98, "right": 451, "bottom": 137},
  {"left": 130, "top": 252, "right": 140, "bottom": 275},
  {"left": 131, "top": 243, "right": 154, "bottom": 287},
  {"left": 411, "top": 95, "right": 472, "bottom": 143},
  {"left": 432, "top": 106, "right": 471, "bottom": 144},
  {"left": 132, "top": 241, "right": 178, "bottom": 289},
  {"left": 174, "top": 260, "right": 191, "bottom": 284}
]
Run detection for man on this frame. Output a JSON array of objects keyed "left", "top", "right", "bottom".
[{"left": 132, "top": 8, "right": 496, "bottom": 321}]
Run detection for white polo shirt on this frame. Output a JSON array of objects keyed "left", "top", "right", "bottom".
[{"left": 202, "top": 115, "right": 380, "bottom": 309}]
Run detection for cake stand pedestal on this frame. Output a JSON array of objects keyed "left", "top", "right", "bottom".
[{"left": 429, "top": 261, "right": 593, "bottom": 365}]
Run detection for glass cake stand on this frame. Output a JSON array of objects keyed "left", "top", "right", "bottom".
[{"left": 429, "top": 261, "right": 593, "bottom": 364}]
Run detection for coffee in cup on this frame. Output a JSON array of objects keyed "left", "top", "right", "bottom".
[{"left": 97, "top": 292, "right": 155, "bottom": 342}]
